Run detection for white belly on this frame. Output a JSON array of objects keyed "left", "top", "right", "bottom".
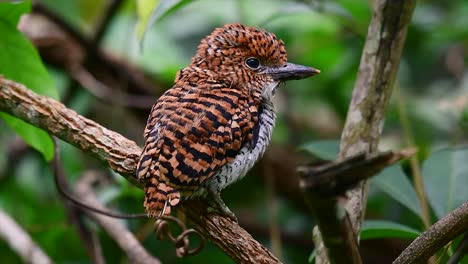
[{"left": 205, "top": 101, "right": 276, "bottom": 192}]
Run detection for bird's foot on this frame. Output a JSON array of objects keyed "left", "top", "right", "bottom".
[
  {"left": 206, "top": 204, "right": 238, "bottom": 222},
  {"left": 206, "top": 190, "right": 238, "bottom": 222}
]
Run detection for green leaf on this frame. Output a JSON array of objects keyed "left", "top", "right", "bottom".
[
  {"left": 136, "top": 0, "right": 159, "bottom": 42},
  {"left": 361, "top": 220, "right": 421, "bottom": 240},
  {"left": 423, "top": 148, "right": 468, "bottom": 219},
  {"left": 0, "top": 23, "right": 57, "bottom": 98},
  {"left": 0, "top": 113, "right": 55, "bottom": 160},
  {"left": 298, "top": 139, "right": 340, "bottom": 160},
  {"left": 371, "top": 165, "right": 423, "bottom": 219},
  {"left": 308, "top": 249, "right": 316, "bottom": 263},
  {"left": 136, "top": 0, "right": 194, "bottom": 43},
  {"left": 0, "top": 0, "right": 31, "bottom": 27},
  {"left": 0, "top": 19, "right": 57, "bottom": 161}
]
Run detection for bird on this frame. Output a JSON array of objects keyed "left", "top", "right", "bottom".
[{"left": 136, "top": 23, "right": 319, "bottom": 220}]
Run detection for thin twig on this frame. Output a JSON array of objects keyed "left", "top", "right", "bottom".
[
  {"left": 69, "top": 66, "right": 155, "bottom": 109},
  {"left": 394, "top": 202, "right": 468, "bottom": 264},
  {"left": 52, "top": 141, "right": 105, "bottom": 264},
  {"left": 92, "top": 0, "right": 124, "bottom": 44},
  {"left": 447, "top": 232, "right": 468, "bottom": 264},
  {"left": 74, "top": 172, "right": 161, "bottom": 264},
  {"left": 0, "top": 209, "right": 53, "bottom": 264},
  {"left": 395, "top": 85, "right": 431, "bottom": 228},
  {"left": 31, "top": 2, "right": 164, "bottom": 96},
  {"left": 51, "top": 138, "right": 204, "bottom": 258},
  {"left": 31, "top": 3, "right": 89, "bottom": 51}
]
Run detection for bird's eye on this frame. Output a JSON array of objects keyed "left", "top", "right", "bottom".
[{"left": 245, "top": 57, "right": 260, "bottom": 69}]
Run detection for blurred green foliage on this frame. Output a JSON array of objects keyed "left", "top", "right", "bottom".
[
  {"left": 0, "top": 0, "right": 467, "bottom": 263},
  {"left": 0, "top": 0, "right": 57, "bottom": 161}
]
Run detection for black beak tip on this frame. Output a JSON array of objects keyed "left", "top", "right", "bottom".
[
  {"left": 291, "top": 65, "right": 321, "bottom": 80},
  {"left": 301, "top": 67, "right": 320, "bottom": 79},
  {"left": 269, "top": 63, "right": 321, "bottom": 81}
]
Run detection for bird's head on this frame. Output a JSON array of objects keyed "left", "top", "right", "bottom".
[{"left": 188, "top": 23, "right": 320, "bottom": 100}]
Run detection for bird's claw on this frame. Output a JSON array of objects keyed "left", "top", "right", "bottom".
[
  {"left": 206, "top": 206, "right": 238, "bottom": 222},
  {"left": 206, "top": 189, "right": 238, "bottom": 222}
]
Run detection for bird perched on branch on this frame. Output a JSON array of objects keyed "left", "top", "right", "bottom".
[{"left": 137, "top": 23, "right": 319, "bottom": 220}]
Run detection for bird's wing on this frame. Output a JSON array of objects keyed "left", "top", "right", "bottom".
[
  {"left": 136, "top": 84, "right": 260, "bottom": 216},
  {"left": 155, "top": 84, "right": 258, "bottom": 186}
]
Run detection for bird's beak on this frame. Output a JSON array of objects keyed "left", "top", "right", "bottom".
[{"left": 265, "top": 62, "right": 320, "bottom": 81}]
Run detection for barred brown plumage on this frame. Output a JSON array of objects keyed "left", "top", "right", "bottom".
[{"left": 137, "top": 23, "right": 320, "bottom": 220}]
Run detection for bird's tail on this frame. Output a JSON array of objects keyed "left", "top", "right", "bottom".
[{"left": 144, "top": 176, "right": 181, "bottom": 218}]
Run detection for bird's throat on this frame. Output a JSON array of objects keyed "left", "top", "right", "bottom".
[{"left": 262, "top": 81, "right": 280, "bottom": 101}]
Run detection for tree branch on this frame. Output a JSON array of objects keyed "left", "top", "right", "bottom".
[
  {"left": 0, "top": 209, "right": 53, "bottom": 264},
  {"left": 339, "top": 0, "right": 416, "bottom": 233},
  {"left": 0, "top": 76, "right": 281, "bottom": 263},
  {"left": 312, "top": 1, "right": 416, "bottom": 263},
  {"left": 28, "top": 3, "right": 165, "bottom": 97},
  {"left": 394, "top": 202, "right": 468, "bottom": 264},
  {"left": 299, "top": 149, "right": 416, "bottom": 264},
  {"left": 75, "top": 171, "right": 161, "bottom": 264},
  {"left": 0, "top": 77, "right": 141, "bottom": 184},
  {"left": 447, "top": 231, "right": 468, "bottom": 264},
  {"left": 57, "top": 172, "right": 105, "bottom": 264},
  {"left": 91, "top": 0, "right": 125, "bottom": 44},
  {"left": 52, "top": 141, "right": 105, "bottom": 264}
]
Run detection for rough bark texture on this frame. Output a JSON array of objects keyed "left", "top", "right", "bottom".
[
  {"left": 313, "top": 0, "right": 416, "bottom": 263},
  {"left": 178, "top": 200, "right": 281, "bottom": 264},
  {"left": 339, "top": 0, "right": 416, "bottom": 233},
  {"left": 307, "top": 199, "right": 361, "bottom": 264},
  {"left": 0, "top": 76, "right": 281, "bottom": 264},
  {"left": 0, "top": 78, "right": 141, "bottom": 185},
  {"left": 300, "top": 150, "right": 416, "bottom": 264},
  {"left": 394, "top": 202, "right": 468, "bottom": 264}
]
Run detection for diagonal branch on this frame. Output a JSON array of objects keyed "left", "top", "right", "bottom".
[
  {"left": 0, "top": 76, "right": 281, "bottom": 263},
  {"left": 28, "top": 2, "right": 165, "bottom": 99},
  {"left": 0, "top": 209, "right": 53, "bottom": 264},
  {"left": 0, "top": 77, "right": 141, "bottom": 184},
  {"left": 299, "top": 149, "right": 416, "bottom": 264},
  {"left": 75, "top": 171, "right": 161, "bottom": 264},
  {"left": 394, "top": 202, "right": 468, "bottom": 264}
]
